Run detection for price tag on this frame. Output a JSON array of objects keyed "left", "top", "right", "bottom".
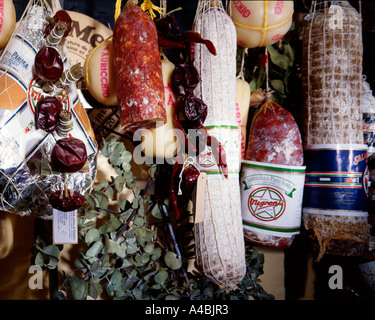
[
  {"left": 52, "top": 209, "right": 78, "bottom": 244},
  {"left": 194, "top": 172, "right": 207, "bottom": 224}
]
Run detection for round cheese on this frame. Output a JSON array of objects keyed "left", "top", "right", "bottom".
[
  {"left": 0, "top": 0, "right": 16, "bottom": 50},
  {"left": 85, "top": 38, "right": 117, "bottom": 106},
  {"left": 229, "top": 1, "right": 294, "bottom": 48},
  {"left": 65, "top": 11, "right": 113, "bottom": 65}
]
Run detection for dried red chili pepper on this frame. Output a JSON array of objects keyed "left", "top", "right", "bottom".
[
  {"left": 34, "top": 46, "right": 64, "bottom": 82},
  {"left": 44, "top": 9, "right": 72, "bottom": 38},
  {"left": 51, "top": 137, "right": 87, "bottom": 173},
  {"left": 179, "top": 94, "right": 207, "bottom": 129},
  {"left": 169, "top": 155, "right": 183, "bottom": 218},
  {"left": 182, "top": 31, "right": 217, "bottom": 56},
  {"left": 173, "top": 100, "right": 197, "bottom": 155},
  {"left": 155, "top": 14, "right": 183, "bottom": 43},
  {"left": 35, "top": 96, "right": 62, "bottom": 132},
  {"left": 171, "top": 63, "right": 200, "bottom": 97},
  {"left": 169, "top": 156, "right": 201, "bottom": 220},
  {"left": 49, "top": 189, "right": 86, "bottom": 212},
  {"left": 154, "top": 15, "right": 216, "bottom": 64},
  {"left": 207, "top": 134, "right": 228, "bottom": 179},
  {"left": 188, "top": 125, "right": 207, "bottom": 155},
  {"left": 158, "top": 37, "right": 185, "bottom": 49},
  {"left": 181, "top": 164, "right": 200, "bottom": 195}
]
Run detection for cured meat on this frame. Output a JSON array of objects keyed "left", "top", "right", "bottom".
[
  {"left": 246, "top": 99, "right": 303, "bottom": 166},
  {"left": 301, "top": 1, "right": 370, "bottom": 261},
  {"left": 242, "top": 99, "right": 304, "bottom": 248},
  {"left": 113, "top": 1, "right": 166, "bottom": 132},
  {"left": 192, "top": 0, "right": 246, "bottom": 290}
]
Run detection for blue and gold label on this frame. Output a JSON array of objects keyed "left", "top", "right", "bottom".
[{"left": 303, "top": 144, "right": 369, "bottom": 212}]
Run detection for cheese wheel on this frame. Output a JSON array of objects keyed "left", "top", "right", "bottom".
[
  {"left": 85, "top": 38, "right": 117, "bottom": 106},
  {"left": 229, "top": 0, "right": 293, "bottom": 48},
  {"left": 141, "top": 59, "right": 180, "bottom": 159},
  {"left": 0, "top": 0, "right": 16, "bottom": 50},
  {"left": 66, "top": 11, "right": 113, "bottom": 65}
]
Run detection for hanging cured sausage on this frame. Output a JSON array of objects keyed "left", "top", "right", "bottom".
[{"left": 112, "top": 0, "right": 166, "bottom": 132}]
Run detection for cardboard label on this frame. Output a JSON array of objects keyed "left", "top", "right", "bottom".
[
  {"left": 53, "top": 209, "right": 78, "bottom": 244},
  {"left": 194, "top": 172, "right": 207, "bottom": 224}
]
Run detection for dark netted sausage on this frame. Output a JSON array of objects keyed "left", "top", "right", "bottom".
[{"left": 112, "top": 1, "right": 166, "bottom": 132}]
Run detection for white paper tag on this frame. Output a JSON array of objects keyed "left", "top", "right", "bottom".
[
  {"left": 53, "top": 209, "right": 78, "bottom": 244},
  {"left": 194, "top": 172, "right": 207, "bottom": 224}
]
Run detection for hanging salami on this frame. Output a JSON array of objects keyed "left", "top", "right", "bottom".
[
  {"left": 112, "top": 0, "right": 166, "bottom": 132},
  {"left": 302, "top": 1, "right": 371, "bottom": 260},
  {"left": 241, "top": 98, "right": 305, "bottom": 248}
]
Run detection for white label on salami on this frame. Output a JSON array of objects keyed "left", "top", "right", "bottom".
[
  {"left": 194, "top": 121, "right": 240, "bottom": 179},
  {"left": 53, "top": 209, "right": 78, "bottom": 244},
  {"left": 241, "top": 160, "right": 306, "bottom": 238}
]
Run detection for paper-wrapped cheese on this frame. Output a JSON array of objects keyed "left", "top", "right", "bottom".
[
  {"left": 0, "top": 0, "right": 16, "bottom": 50},
  {"left": 85, "top": 38, "right": 117, "bottom": 106},
  {"left": 228, "top": 1, "right": 293, "bottom": 48},
  {"left": 141, "top": 59, "right": 180, "bottom": 159}
]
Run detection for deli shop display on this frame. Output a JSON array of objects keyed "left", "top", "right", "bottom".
[{"left": 0, "top": 0, "right": 375, "bottom": 301}]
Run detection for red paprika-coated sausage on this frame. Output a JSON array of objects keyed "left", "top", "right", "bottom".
[
  {"left": 244, "top": 99, "right": 304, "bottom": 248},
  {"left": 246, "top": 99, "right": 303, "bottom": 166},
  {"left": 113, "top": 1, "right": 166, "bottom": 132}
]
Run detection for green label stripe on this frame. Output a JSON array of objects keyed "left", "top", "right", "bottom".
[
  {"left": 205, "top": 125, "right": 238, "bottom": 130},
  {"left": 242, "top": 162, "right": 306, "bottom": 173},
  {"left": 243, "top": 221, "right": 300, "bottom": 233},
  {"left": 206, "top": 170, "right": 239, "bottom": 175}
]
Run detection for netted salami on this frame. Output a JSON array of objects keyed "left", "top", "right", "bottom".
[
  {"left": 301, "top": 1, "right": 363, "bottom": 145},
  {"left": 192, "top": 0, "right": 246, "bottom": 290},
  {"left": 301, "top": 1, "right": 371, "bottom": 260},
  {"left": 113, "top": 1, "right": 166, "bottom": 132}
]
